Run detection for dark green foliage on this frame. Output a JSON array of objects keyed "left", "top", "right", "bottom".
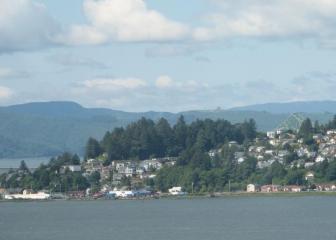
[
  {"left": 88, "top": 171, "right": 101, "bottom": 186},
  {"left": 299, "top": 118, "right": 313, "bottom": 139},
  {"left": 101, "top": 117, "right": 257, "bottom": 165},
  {"left": 313, "top": 160, "right": 329, "bottom": 179},
  {"left": 0, "top": 153, "right": 89, "bottom": 192},
  {"left": 285, "top": 168, "right": 306, "bottom": 185},
  {"left": 326, "top": 160, "right": 336, "bottom": 181},
  {"left": 85, "top": 138, "right": 102, "bottom": 159},
  {"left": 263, "top": 161, "right": 287, "bottom": 184},
  {"left": 325, "top": 115, "right": 336, "bottom": 130}
]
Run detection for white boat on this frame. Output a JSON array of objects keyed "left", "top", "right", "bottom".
[{"left": 4, "top": 190, "right": 50, "bottom": 200}]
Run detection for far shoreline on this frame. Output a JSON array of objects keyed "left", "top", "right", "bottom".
[{"left": 2, "top": 191, "right": 336, "bottom": 203}]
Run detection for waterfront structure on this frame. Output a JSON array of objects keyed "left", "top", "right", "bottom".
[
  {"left": 168, "top": 187, "right": 187, "bottom": 196},
  {"left": 4, "top": 190, "right": 50, "bottom": 200},
  {"left": 261, "top": 185, "right": 282, "bottom": 193},
  {"left": 246, "top": 184, "right": 260, "bottom": 193}
]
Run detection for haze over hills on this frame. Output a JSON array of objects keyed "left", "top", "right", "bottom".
[
  {"left": 0, "top": 101, "right": 335, "bottom": 158},
  {"left": 230, "top": 100, "right": 336, "bottom": 114}
]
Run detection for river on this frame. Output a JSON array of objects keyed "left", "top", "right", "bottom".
[{"left": 1, "top": 196, "right": 335, "bottom": 240}]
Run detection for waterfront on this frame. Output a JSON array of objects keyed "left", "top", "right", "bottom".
[{"left": 1, "top": 196, "right": 336, "bottom": 240}]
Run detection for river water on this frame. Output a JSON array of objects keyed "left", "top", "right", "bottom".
[
  {"left": 0, "top": 157, "right": 50, "bottom": 168},
  {"left": 1, "top": 196, "right": 335, "bottom": 240}
]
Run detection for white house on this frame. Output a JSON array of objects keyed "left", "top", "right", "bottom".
[
  {"left": 140, "top": 160, "right": 163, "bottom": 171},
  {"left": 247, "top": 184, "right": 259, "bottom": 192},
  {"left": 61, "top": 165, "right": 81, "bottom": 174},
  {"left": 315, "top": 155, "right": 325, "bottom": 163},
  {"left": 168, "top": 187, "right": 187, "bottom": 196},
  {"left": 327, "top": 130, "right": 336, "bottom": 135},
  {"left": 118, "top": 166, "right": 135, "bottom": 177},
  {"left": 276, "top": 129, "right": 283, "bottom": 135},
  {"left": 304, "top": 162, "right": 315, "bottom": 168},
  {"left": 237, "top": 157, "right": 246, "bottom": 164},
  {"left": 267, "top": 131, "right": 276, "bottom": 139},
  {"left": 228, "top": 141, "right": 238, "bottom": 147},
  {"left": 305, "top": 172, "right": 315, "bottom": 181}
]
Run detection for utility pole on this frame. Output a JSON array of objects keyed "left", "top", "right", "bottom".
[
  {"left": 228, "top": 179, "right": 231, "bottom": 193},
  {"left": 191, "top": 182, "right": 194, "bottom": 194}
]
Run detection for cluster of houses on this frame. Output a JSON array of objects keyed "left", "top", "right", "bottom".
[
  {"left": 208, "top": 128, "right": 336, "bottom": 192},
  {"left": 0, "top": 156, "right": 178, "bottom": 200},
  {"left": 247, "top": 184, "right": 303, "bottom": 193},
  {"left": 246, "top": 182, "right": 336, "bottom": 193},
  {"left": 209, "top": 128, "right": 336, "bottom": 171},
  {"left": 82, "top": 157, "right": 177, "bottom": 187}
]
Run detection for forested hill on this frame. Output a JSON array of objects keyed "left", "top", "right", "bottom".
[
  {"left": 86, "top": 117, "right": 258, "bottom": 165},
  {"left": 0, "top": 101, "right": 334, "bottom": 158}
]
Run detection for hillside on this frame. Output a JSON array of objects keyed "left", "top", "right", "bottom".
[
  {"left": 230, "top": 100, "right": 336, "bottom": 114},
  {"left": 0, "top": 101, "right": 335, "bottom": 158}
]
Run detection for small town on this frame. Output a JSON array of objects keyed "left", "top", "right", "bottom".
[
  {"left": 2, "top": 117, "right": 336, "bottom": 201},
  {"left": 3, "top": 1, "right": 336, "bottom": 239}
]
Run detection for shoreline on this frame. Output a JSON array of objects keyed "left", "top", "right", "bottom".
[{"left": 2, "top": 191, "right": 336, "bottom": 202}]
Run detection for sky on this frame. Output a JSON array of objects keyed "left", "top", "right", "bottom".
[{"left": 1, "top": 0, "right": 336, "bottom": 112}]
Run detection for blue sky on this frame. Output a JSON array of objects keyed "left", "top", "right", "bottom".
[{"left": 1, "top": 0, "right": 336, "bottom": 112}]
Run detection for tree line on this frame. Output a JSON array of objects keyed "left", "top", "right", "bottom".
[
  {"left": 0, "top": 153, "right": 91, "bottom": 192},
  {"left": 86, "top": 116, "right": 258, "bottom": 166}
]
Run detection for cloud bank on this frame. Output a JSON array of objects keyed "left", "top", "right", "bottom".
[
  {"left": 58, "top": 0, "right": 189, "bottom": 45},
  {"left": 194, "top": 0, "right": 336, "bottom": 43},
  {"left": 4, "top": 0, "right": 336, "bottom": 52},
  {"left": 0, "top": 0, "right": 59, "bottom": 53}
]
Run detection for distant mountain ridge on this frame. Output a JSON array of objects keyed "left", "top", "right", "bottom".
[
  {"left": 0, "top": 101, "right": 335, "bottom": 158},
  {"left": 230, "top": 100, "right": 336, "bottom": 114}
]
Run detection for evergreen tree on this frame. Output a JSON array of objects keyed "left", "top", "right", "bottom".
[
  {"left": 85, "top": 137, "right": 102, "bottom": 159},
  {"left": 299, "top": 118, "right": 313, "bottom": 139},
  {"left": 19, "top": 160, "right": 30, "bottom": 174},
  {"left": 155, "top": 118, "right": 175, "bottom": 156},
  {"left": 173, "top": 115, "right": 188, "bottom": 152},
  {"left": 314, "top": 120, "right": 321, "bottom": 133}
]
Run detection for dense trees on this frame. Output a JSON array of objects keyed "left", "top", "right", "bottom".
[
  {"left": 7, "top": 115, "right": 336, "bottom": 194},
  {"left": 299, "top": 118, "right": 313, "bottom": 139},
  {"left": 92, "top": 116, "right": 257, "bottom": 165},
  {"left": 0, "top": 154, "right": 89, "bottom": 192},
  {"left": 85, "top": 138, "right": 102, "bottom": 159}
]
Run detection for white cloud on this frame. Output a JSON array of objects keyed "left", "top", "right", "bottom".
[
  {"left": 194, "top": 0, "right": 336, "bottom": 42},
  {"left": 70, "top": 75, "right": 213, "bottom": 111},
  {"left": 82, "top": 78, "right": 147, "bottom": 91},
  {"left": 59, "top": 0, "right": 189, "bottom": 45},
  {"left": 0, "top": 0, "right": 59, "bottom": 53},
  {"left": 0, "top": 86, "right": 13, "bottom": 100},
  {"left": 0, "top": 67, "right": 30, "bottom": 78},
  {"left": 155, "top": 76, "right": 174, "bottom": 89}
]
